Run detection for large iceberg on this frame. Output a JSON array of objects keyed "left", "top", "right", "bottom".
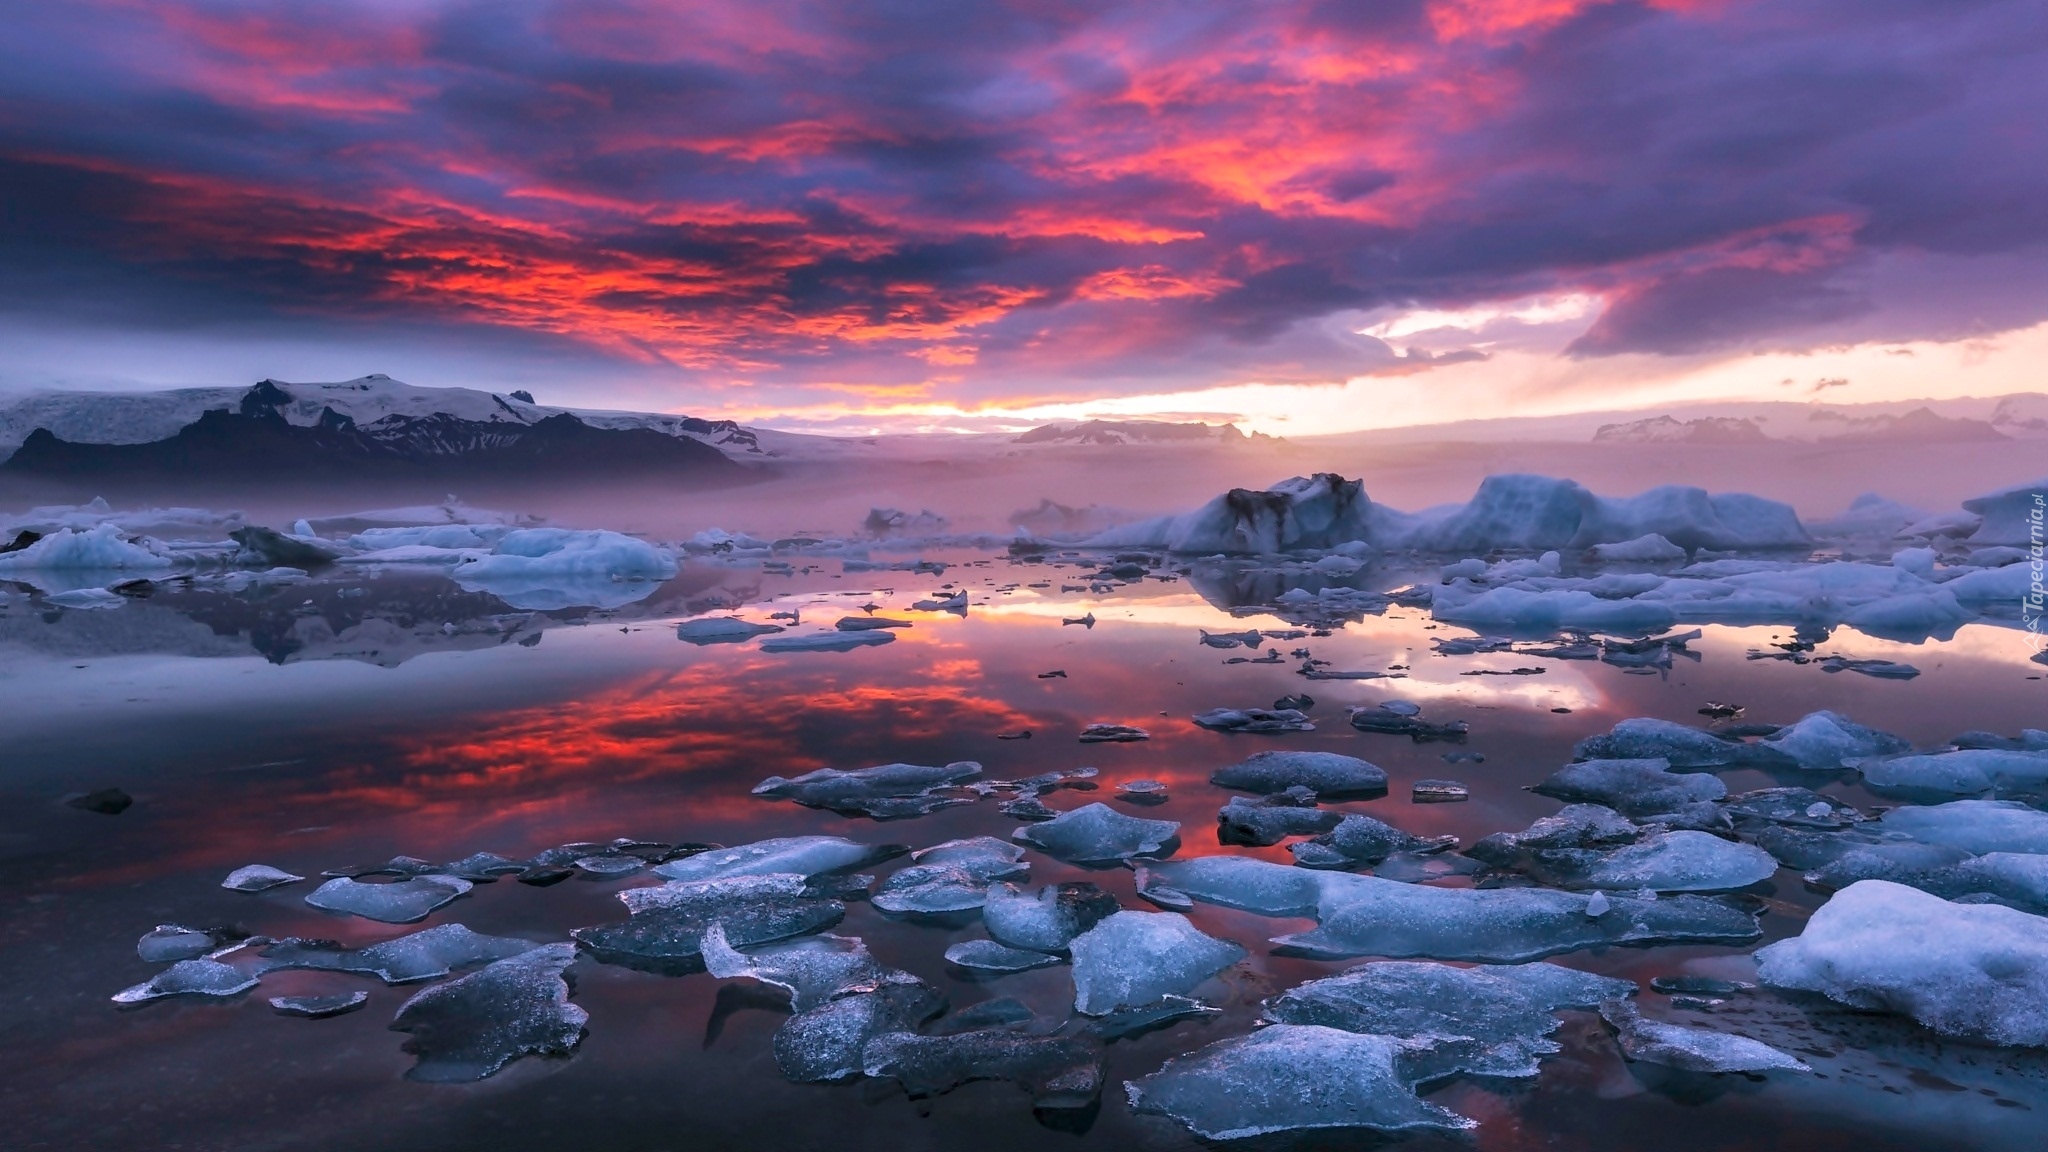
[
  {"left": 451, "top": 528, "right": 676, "bottom": 609},
  {"left": 0, "top": 523, "right": 174, "bottom": 571},
  {"left": 1960, "top": 478, "right": 2046, "bottom": 546}
]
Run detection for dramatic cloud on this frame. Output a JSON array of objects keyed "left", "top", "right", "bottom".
[{"left": 0, "top": 0, "right": 2042, "bottom": 420}]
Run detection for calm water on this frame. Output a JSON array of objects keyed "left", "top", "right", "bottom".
[{"left": 2, "top": 552, "right": 2044, "bottom": 1151}]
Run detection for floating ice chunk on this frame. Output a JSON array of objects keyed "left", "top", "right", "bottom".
[
  {"left": 1573, "top": 718, "right": 1765, "bottom": 769},
  {"left": 1086, "top": 473, "right": 1375, "bottom": 554},
  {"left": 45, "top": 587, "right": 127, "bottom": 609},
  {"left": 574, "top": 874, "right": 844, "bottom": 966},
  {"left": 1078, "top": 722, "right": 1149, "bottom": 743},
  {"left": 304, "top": 875, "right": 472, "bottom": 924},
  {"left": 752, "top": 761, "right": 981, "bottom": 819},
  {"left": 1591, "top": 533, "right": 1687, "bottom": 562},
  {"left": 137, "top": 924, "right": 224, "bottom": 963},
  {"left": 1067, "top": 910, "right": 1245, "bottom": 1015},
  {"left": 774, "top": 983, "right": 946, "bottom": 1082},
  {"left": 1533, "top": 758, "right": 1726, "bottom": 817},
  {"left": 945, "top": 940, "right": 1065, "bottom": 972},
  {"left": 1757, "top": 880, "right": 2048, "bottom": 1046},
  {"left": 1144, "top": 856, "right": 1327, "bottom": 915},
  {"left": 438, "top": 852, "right": 529, "bottom": 881},
  {"left": 1721, "top": 787, "right": 1862, "bottom": 830},
  {"left": 389, "top": 943, "right": 586, "bottom": 1082},
  {"left": 1759, "top": 710, "right": 1912, "bottom": 769},
  {"left": 1011, "top": 803, "right": 1178, "bottom": 865},
  {"left": 1803, "top": 840, "right": 1973, "bottom": 891},
  {"left": 1218, "top": 791, "right": 1341, "bottom": 846},
  {"left": 1580, "top": 831, "right": 1779, "bottom": 892},
  {"left": 982, "top": 881, "right": 1122, "bottom": 952},
  {"left": 1291, "top": 814, "right": 1457, "bottom": 870},
  {"left": 1468, "top": 805, "right": 1642, "bottom": 870},
  {"left": 271, "top": 991, "right": 370, "bottom": 1018},
  {"left": 1193, "top": 707, "right": 1314, "bottom": 733},
  {"left": 257, "top": 924, "right": 541, "bottom": 984},
  {"left": 1598, "top": 999, "right": 1810, "bottom": 1072},
  {"left": 654, "top": 836, "right": 903, "bottom": 883},
  {"left": 863, "top": 1030, "right": 1105, "bottom": 1109},
  {"left": 1211, "top": 750, "right": 1387, "bottom": 797},
  {"left": 452, "top": 529, "right": 675, "bottom": 609},
  {"left": 871, "top": 837, "right": 1028, "bottom": 913},
  {"left": 676, "top": 616, "right": 785, "bottom": 644},
  {"left": 1090, "top": 995, "right": 1220, "bottom": 1040},
  {"left": 111, "top": 958, "right": 257, "bottom": 1005},
  {"left": 758, "top": 630, "right": 895, "bottom": 653},
  {"left": 1960, "top": 477, "right": 2048, "bottom": 546},
  {"left": 1126, "top": 1024, "right": 1475, "bottom": 1138},
  {"left": 0, "top": 523, "right": 173, "bottom": 572},
  {"left": 1347, "top": 705, "right": 1468, "bottom": 742},
  {"left": 1264, "top": 961, "right": 1635, "bottom": 1077},
  {"left": 222, "top": 864, "right": 304, "bottom": 892},
  {"left": 702, "top": 925, "right": 913, "bottom": 1010},
  {"left": 1862, "top": 751, "right": 2048, "bottom": 796},
  {"left": 911, "top": 591, "right": 968, "bottom": 612},
  {"left": 1879, "top": 800, "right": 2048, "bottom": 855},
  {"left": 834, "top": 615, "right": 911, "bottom": 631}
]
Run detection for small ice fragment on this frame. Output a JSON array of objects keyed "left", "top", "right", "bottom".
[
  {"left": 759, "top": 630, "right": 896, "bottom": 653},
  {"left": 1291, "top": 814, "right": 1457, "bottom": 870},
  {"left": 1011, "top": 803, "right": 1178, "bottom": 865},
  {"left": 270, "top": 991, "right": 369, "bottom": 1018},
  {"left": 389, "top": 944, "right": 587, "bottom": 1082},
  {"left": 1193, "top": 707, "right": 1314, "bottom": 733},
  {"left": 1068, "top": 910, "right": 1245, "bottom": 1014},
  {"left": 677, "top": 616, "right": 785, "bottom": 644},
  {"left": 1532, "top": 757, "right": 1725, "bottom": 817},
  {"left": 1090, "top": 994, "right": 1219, "bottom": 1040},
  {"left": 653, "top": 836, "right": 904, "bottom": 883},
  {"left": 752, "top": 761, "right": 982, "bottom": 820},
  {"left": 1585, "top": 891, "right": 1611, "bottom": 917},
  {"left": 871, "top": 837, "right": 1028, "bottom": 913},
  {"left": 945, "top": 939, "right": 1064, "bottom": 973},
  {"left": 703, "top": 925, "right": 915, "bottom": 1009},
  {"left": 1650, "top": 975, "right": 1752, "bottom": 997},
  {"left": 1411, "top": 779, "right": 1468, "bottom": 803},
  {"left": 834, "top": 616, "right": 911, "bottom": 631},
  {"left": 1806, "top": 801, "right": 1835, "bottom": 819},
  {"left": 138, "top": 924, "right": 225, "bottom": 963},
  {"left": 112, "top": 958, "right": 257, "bottom": 1005},
  {"left": 1218, "top": 790, "right": 1340, "bottom": 846},
  {"left": 1599, "top": 999, "right": 1810, "bottom": 1073},
  {"left": 574, "top": 874, "right": 845, "bottom": 966},
  {"left": 1078, "top": 723, "right": 1150, "bottom": 743},
  {"left": 773, "top": 983, "right": 945, "bottom": 1082},
  {"left": 304, "top": 876, "right": 473, "bottom": 924},
  {"left": 223, "top": 864, "right": 303, "bottom": 892},
  {"left": 862, "top": 1030, "right": 1105, "bottom": 1110},
  {"left": 1211, "top": 750, "right": 1388, "bottom": 798},
  {"left": 257, "top": 924, "right": 541, "bottom": 984},
  {"left": 982, "top": 881, "right": 1122, "bottom": 952},
  {"left": 1115, "top": 779, "right": 1168, "bottom": 804},
  {"left": 1125, "top": 1025, "right": 1475, "bottom": 1138}
]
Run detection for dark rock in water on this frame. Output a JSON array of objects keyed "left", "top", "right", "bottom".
[
  {"left": 1599, "top": 999, "right": 1809, "bottom": 1073},
  {"left": 390, "top": 944, "right": 587, "bottom": 1082},
  {"left": 110, "top": 578, "right": 157, "bottom": 598},
  {"left": 774, "top": 983, "right": 946, "bottom": 1082},
  {"left": 271, "top": 991, "right": 370, "bottom": 1018},
  {"left": 517, "top": 866, "right": 576, "bottom": 887},
  {"left": 0, "top": 528, "right": 43, "bottom": 554},
  {"left": 1411, "top": 779, "right": 1468, "bottom": 802},
  {"left": 1274, "top": 693, "right": 1315, "bottom": 711},
  {"left": 1292, "top": 815, "right": 1458, "bottom": 870},
  {"left": 1818, "top": 656, "right": 1920, "bottom": 680},
  {"left": 863, "top": 1030, "right": 1107, "bottom": 1110},
  {"left": 1650, "top": 975, "right": 1754, "bottom": 997},
  {"left": 67, "top": 787, "right": 133, "bottom": 815},
  {"left": 932, "top": 997, "right": 1037, "bottom": 1035},
  {"left": 1698, "top": 702, "right": 1744, "bottom": 720}
]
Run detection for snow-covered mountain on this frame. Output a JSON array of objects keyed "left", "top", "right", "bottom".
[
  {"left": 0, "top": 375, "right": 818, "bottom": 463},
  {"left": 1013, "top": 419, "right": 1275, "bottom": 446}
]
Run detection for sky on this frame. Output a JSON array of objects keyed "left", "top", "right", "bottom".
[{"left": 0, "top": 0, "right": 2043, "bottom": 435}]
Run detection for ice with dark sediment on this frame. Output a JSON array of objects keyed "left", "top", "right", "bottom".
[
  {"left": 1861, "top": 750, "right": 2048, "bottom": 796},
  {"left": 137, "top": 924, "right": 226, "bottom": 963},
  {"left": 1573, "top": 718, "right": 1780, "bottom": 769},
  {"left": 1291, "top": 814, "right": 1458, "bottom": 870},
  {"left": 1757, "top": 710, "right": 1911, "bottom": 769},
  {"left": 1758, "top": 880, "right": 2048, "bottom": 1047},
  {"left": 1210, "top": 750, "right": 1388, "bottom": 797},
  {"left": 1348, "top": 705, "right": 1469, "bottom": 742},
  {"left": 389, "top": 943, "right": 587, "bottom": 1082},
  {"left": 222, "top": 864, "right": 303, "bottom": 892},
  {"left": 931, "top": 997, "right": 1036, "bottom": 1034},
  {"left": 871, "top": 837, "right": 1028, "bottom": 913},
  {"left": 981, "top": 881, "right": 1122, "bottom": 953},
  {"left": 774, "top": 983, "right": 946, "bottom": 1082},
  {"left": 1532, "top": 758, "right": 1726, "bottom": 817},
  {"left": 944, "top": 939, "right": 1066, "bottom": 972},
  {"left": 1721, "top": 787, "right": 1865, "bottom": 830},
  {"left": 271, "top": 991, "right": 370, "bottom": 1018},
  {"left": 1468, "top": 804, "right": 1642, "bottom": 869},
  {"left": 862, "top": 1030, "right": 1105, "bottom": 1109},
  {"left": 1879, "top": 800, "right": 2048, "bottom": 854},
  {"left": 1011, "top": 803, "right": 1178, "bottom": 865},
  {"left": 758, "top": 629, "right": 896, "bottom": 653},
  {"left": 1193, "top": 707, "right": 1314, "bottom": 733},
  {"left": 438, "top": 851, "right": 530, "bottom": 881},
  {"left": 1078, "top": 722, "right": 1150, "bottom": 743},
  {"left": 1218, "top": 789, "right": 1341, "bottom": 846},
  {"left": 112, "top": 958, "right": 259, "bottom": 1005},
  {"left": 1090, "top": 994, "right": 1220, "bottom": 1040},
  {"left": 573, "top": 873, "right": 845, "bottom": 966},
  {"left": 1068, "top": 910, "right": 1246, "bottom": 1014},
  {"left": 303, "top": 875, "right": 473, "bottom": 923},
  {"left": 752, "top": 761, "right": 983, "bottom": 819},
  {"left": 834, "top": 615, "right": 912, "bottom": 631},
  {"left": 257, "top": 923, "right": 542, "bottom": 984},
  {"left": 676, "top": 616, "right": 785, "bottom": 644},
  {"left": 1599, "top": 999, "right": 1811, "bottom": 1072},
  {"left": 1263, "top": 960, "right": 1635, "bottom": 1077},
  {"left": 702, "top": 924, "right": 916, "bottom": 1010},
  {"left": 653, "top": 836, "right": 905, "bottom": 883},
  {"left": 1126, "top": 1025, "right": 1477, "bottom": 1138}
]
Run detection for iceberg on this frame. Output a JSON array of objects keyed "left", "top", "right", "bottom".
[
  {"left": 1068, "top": 910, "right": 1246, "bottom": 1014},
  {"left": 1598, "top": 999, "right": 1810, "bottom": 1073},
  {"left": 111, "top": 958, "right": 257, "bottom": 1005},
  {"left": 759, "top": 630, "right": 896, "bottom": 653},
  {"left": 752, "top": 761, "right": 981, "bottom": 819},
  {"left": 1264, "top": 960, "right": 1635, "bottom": 1077},
  {"left": 1011, "top": 803, "right": 1178, "bottom": 865},
  {"left": 0, "top": 522, "right": 174, "bottom": 572},
  {"left": 1126, "top": 1025, "right": 1476, "bottom": 1138},
  {"left": 1590, "top": 533, "right": 1688, "bottom": 562},
  {"left": 1085, "top": 473, "right": 1375, "bottom": 553},
  {"left": 389, "top": 944, "right": 587, "bottom": 1082},
  {"left": 1960, "top": 478, "right": 2048, "bottom": 546},
  {"left": 1210, "top": 750, "right": 1387, "bottom": 797},
  {"left": 452, "top": 528, "right": 675, "bottom": 609},
  {"left": 1757, "top": 880, "right": 2048, "bottom": 1046},
  {"left": 676, "top": 616, "right": 785, "bottom": 644}
]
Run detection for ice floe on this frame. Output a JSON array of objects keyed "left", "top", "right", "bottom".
[
  {"left": 573, "top": 874, "right": 845, "bottom": 968},
  {"left": 752, "top": 761, "right": 981, "bottom": 819},
  {"left": 774, "top": 983, "right": 946, "bottom": 1082},
  {"left": 863, "top": 1030, "right": 1104, "bottom": 1110},
  {"left": 677, "top": 616, "right": 785, "bottom": 644},
  {"left": 111, "top": 958, "right": 258, "bottom": 1005},
  {"left": 758, "top": 629, "right": 896, "bottom": 653},
  {"left": 653, "top": 836, "right": 904, "bottom": 883},
  {"left": 257, "top": 923, "right": 541, "bottom": 983},
  {"left": 1010, "top": 803, "right": 1178, "bottom": 865},
  {"left": 871, "top": 837, "right": 1028, "bottom": 913},
  {"left": 702, "top": 925, "right": 917, "bottom": 1010},
  {"left": 222, "top": 864, "right": 303, "bottom": 892},
  {"left": 1210, "top": 750, "right": 1387, "bottom": 797},
  {"left": 980, "top": 881, "right": 1122, "bottom": 953},
  {"left": 1192, "top": 706, "right": 1314, "bottom": 733},
  {"left": 1291, "top": 814, "right": 1458, "bottom": 870},
  {"left": 389, "top": 943, "right": 587, "bottom": 1082},
  {"left": 1599, "top": 999, "right": 1811, "bottom": 1072},
  {"left": 1068, "top": 910, "right": 1246, "bottom": 1014},
  {"left": 303, "top": 875, "right": 473, "bottom": 923}
]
